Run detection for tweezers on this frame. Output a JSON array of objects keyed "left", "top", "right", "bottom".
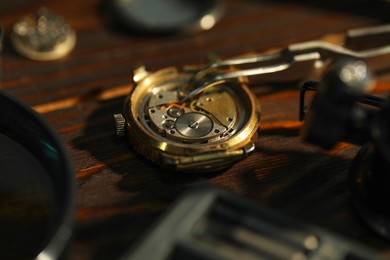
[{"left": 180, "top": 24, "right": 390, "bottom": 103}]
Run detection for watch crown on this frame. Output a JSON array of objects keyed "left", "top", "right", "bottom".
[{"left": 113, "top": 114, "right": 126, "bottom": 137}]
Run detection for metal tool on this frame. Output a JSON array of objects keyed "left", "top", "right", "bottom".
[
  {"left": 122, "top": 186, "right": 382, "bottom": 260},
  {"left": 179, "top": 24, "right": 390, "bottom": 103}
]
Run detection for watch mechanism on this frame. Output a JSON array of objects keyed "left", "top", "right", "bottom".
[{"left": 115, "top": 66, "right": 261, "bottom": 172}]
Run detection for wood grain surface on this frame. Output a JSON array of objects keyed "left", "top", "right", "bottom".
[{"left": 1, "top": 0, "right": 390, "bottom": 259}]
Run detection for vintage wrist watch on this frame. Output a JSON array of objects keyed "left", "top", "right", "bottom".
[{"left": 113, "top": 64, "right": 261, "bottom": 172}]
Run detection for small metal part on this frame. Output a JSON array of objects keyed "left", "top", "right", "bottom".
[
  {"left": 133, "top": 66, "right": 149, "bottom": 83},
  {"left": 148, "top": 90, "right": 178, "bottom": 107},
  {"left": 175, "top": 112, "right": 213, "bottom": 138},
  {"left": 194, "top": 90, "right": 237, "bottom": 128},
  {"left": 167, "top": 107, "right": 183, "bottom": 118},
  {"left": 163, "top": 120, "right": 175, "bottom": 130},
  {"left": 11, "top": 8, "right": 76, "bottom": 61},
  {"left": 113, "top": 114, "right": 126, "bottom": 137}
]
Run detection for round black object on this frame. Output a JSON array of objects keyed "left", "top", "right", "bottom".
[
  {"left": 0, "top": 90, "right": 75, "bottom": 259},
  {"left": 110, "top": 0, "right": 224, "bottom": 33},
  {"left": 349, "top": 98, "right": 390, "bottom": 240}
]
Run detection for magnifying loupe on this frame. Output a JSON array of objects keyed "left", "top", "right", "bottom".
[{"left": 0, "top": 90, "right": 75, "bottom": 259}]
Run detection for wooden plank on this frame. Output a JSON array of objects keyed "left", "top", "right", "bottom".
[{"left": 1, "top": 0, "right": 390, "bottom": 259}]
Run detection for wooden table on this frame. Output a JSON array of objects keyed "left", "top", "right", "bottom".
[{"left": 1, "top": 0, "right": 390, "bottom": 259}]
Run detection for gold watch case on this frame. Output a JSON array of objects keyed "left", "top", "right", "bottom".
[{"left": 114, "top": 65, "right": 261, "bottom": 172}]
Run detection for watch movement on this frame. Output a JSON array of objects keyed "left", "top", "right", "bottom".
[{"left": 114, "top": 65, "right": 261, "bottom": 172}]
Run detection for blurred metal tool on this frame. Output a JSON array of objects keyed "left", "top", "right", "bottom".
[
  {"left": 122, "top": 186, "right": 382, "bottom": 260},
  {"left": 11, "top": 8, "right": 76, "bottom": 61},
  {"left": 179, "top": 24, "right": 390, "bottom": 103}
]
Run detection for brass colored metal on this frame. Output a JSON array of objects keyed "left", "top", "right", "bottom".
[
  {"left": 117, "top": 66, "right": 261, "bottom": 172},
  {"left": 193, "top": 90, "right": 237, "bottom": 129}
]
